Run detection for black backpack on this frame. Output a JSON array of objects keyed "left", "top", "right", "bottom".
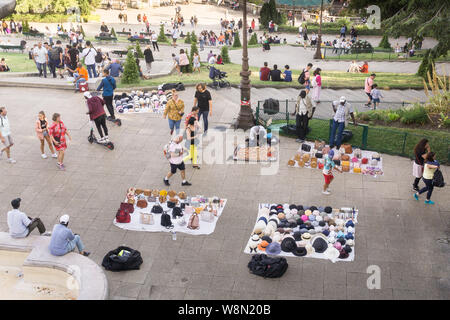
[
  {"left": 95, "top": 51, "right": 103, "bottom": 63},
  {"left": 248, "top": 254, "right": 288, "bottom": 278},
  {"left": 161, "top": 212, "right": 173, "bottom": 228},
  {"left": 50, "top": 47, "right": 61, "bottom": 61},
  {"left": 298, "top": 70, "right": 306, "bottom": 84},
  {"left": 101, "top": 246, "right": 143, "bottom": 272},
  {"left": 263, "top": 98, "right": 279, "bottom": 115},
  {"left": 433, "top": 169, "right": 445, "bottom": 187}
]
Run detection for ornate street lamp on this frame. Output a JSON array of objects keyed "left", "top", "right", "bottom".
[
  {"left": 235, "top": 0, "right": 255, "bottom": 130},
  {"left": 313, "top": 0, "right": 324, "bottom": 59}
]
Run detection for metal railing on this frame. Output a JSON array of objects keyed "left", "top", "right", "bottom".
[
  {"left": 255, "top": 100, "right": 450, "bottom": 164},
  {"left": 323, "top": 47, "right": 425, "bottom": 61}
]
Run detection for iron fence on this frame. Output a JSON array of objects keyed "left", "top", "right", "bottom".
[
  {"left": 255, "top": 100, "right": 450, "bottom": 164},
  {"left": 323, "top": 47, "right": 425, "bottom": 61}
]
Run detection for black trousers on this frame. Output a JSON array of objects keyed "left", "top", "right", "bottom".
[
  {"left": 418, "top": 178, "right": 434, "bottom": 200},
  {"left": 152, "top": 41, "right": 159, "bottom": 51},
  {"left": 94, "top": 114, "right": 108, "bottom": 138},
  {"left": 27, "top": 217, "right": 46, "bottom": 236},
  {"left": 296, "top": 113, "right": 309, "bottom": 140},
  {"left": 103, "top": 95, "right": 115, "bottom": 119}
]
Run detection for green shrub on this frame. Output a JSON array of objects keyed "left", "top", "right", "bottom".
[
  {"left": 387, "top": 112, "right": 400, "bottom": 122},
  {"left": 157, "top": 24, "right": 168, "bottom": 43},
  {"left": 248, "top": 32, "right": 258, "bottom": 45},
  {"left": 233, "top": 31, "right": 242, "bottom": 48},
  {"left": 184, "top": 32, "right": 191, "bottom": 44},
  {"left": 135, "top": 41, "right": 144, "bottom": 59},
  {"left": 259, "top": 0, "right": 283, "bottom": 27},
  {"left": 417, "top": 49, "right": 435, "bottom": 79},
  {"left": 121, "top": 50, "right": 140, "bottom": 85},
  {"left": 400, "top": 105, "right": 429, "bottom": 125},
  {"left": 379, "top": 34, "right": 391, "bottom": 49},
  {"left": 221, "top": 46, "right": 230, "bottom": 64},
  {"left": 190, "top": 31, "right": 197, "bottom": 43}
]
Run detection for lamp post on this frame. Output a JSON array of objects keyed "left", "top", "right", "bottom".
[
  {"left": 313, "top": 0, "right": 324, "bottom": 59},
  {"left": 235, "top": 0, "right": 254, "bottom": 130}
]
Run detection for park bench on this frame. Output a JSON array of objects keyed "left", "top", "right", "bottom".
[
  {"left": 117, "top": 31, "right": 131, "bottom": 36},
  {"left": 23, "top": 32, "right": 45, "bottom": 39},
  {"left": 112, "top": 50, "right": 129, "bottom": 57},
  {"left": 128, "top": 38, "right": 150, "bottom": 44},
  {"left": 140, "top": 32, "right": 151, "bottom": 36},
  {"left": 58, "top": 34, "right": 69, "bottom": 40},
  {"left": 95, "top": 36, "right": 118, "bottom": 42},
  {"left": 0, "top": 44, "right": 25, "bottom": 53}
]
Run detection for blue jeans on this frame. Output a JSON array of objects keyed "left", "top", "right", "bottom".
[
  {"left": 86, "top": 64, "right": 98, "bottom": 78},
  {"left": 75, "top": 78, "right": 86, "bottom": 89},
  {"left": 65, "top": 235, "right": 85, "bottom": 254},
  {"left": 198, "top": 111, "right": 209, "bottom": 132},
  {"left": 329, "top": 120, "right": 345, "bottom": 148},
  {"left": 36, "top": 62, "right": 47, "bottom": 77},
  {"left": 418, "top": 178, "right": 434, "bottom": 200},
  {"left": 168, "top": 119, "right": 181, "bottom": 134}
]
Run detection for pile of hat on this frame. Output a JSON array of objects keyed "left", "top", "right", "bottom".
[
  {"left": 288, "top": 140, "right": 383, "bottom": 176},
  {"left": 245, "top": 204, "right": 358, "bottom": 262},
  {"left": 113, "top": 90, "right": 170, "bottom": 114}
]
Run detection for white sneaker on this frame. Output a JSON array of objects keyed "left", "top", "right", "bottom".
[
  {"left": 51, "top": 153, "right": 58, "bottom": 158},
  {"left": 41, "top": 154, "right": 48, "bottom": 159},
  {"left": 104, "top": 136, "right": 110, "bottom": 143},
  {"left": 7, "top": 158, "right": 16, "bottom": 164},
  {"left": 322, "top": 190, "right": 331, "bottom": 195},
  {"left": 42, "top": 231, "right": 52, "bottom": 237},
  {"left": 98, "top": 137, "right": 105, "bottom": 143}
]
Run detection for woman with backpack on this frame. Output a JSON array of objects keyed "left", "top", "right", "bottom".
[
  {"left": 414, "top": 152, "right": 440, "bottom": 205},
  {"left": 412, "top": 139, "right": 430, "bottom": 191},
  {"left": 48, "top": 113, "right": 71, "bottom": 171}
]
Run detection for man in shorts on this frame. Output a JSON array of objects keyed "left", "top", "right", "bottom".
[
  {"left": 164, "top": 135, "right": 192, "bottom": 187},
  {"left": 322, "top": 150, "right": 342, "bottom": 195},
  {"left": 0, "top": 107, "right": 16, "bottom": 163}
]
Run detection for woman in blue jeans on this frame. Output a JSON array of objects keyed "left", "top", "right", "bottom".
[
  {"left": 414, "top": 152, "right": 440, "bottom": 205},
  {"left": 193, "top": 83, "right": 212, "bottom": 134}
]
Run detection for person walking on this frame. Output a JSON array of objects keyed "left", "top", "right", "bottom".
[
  {"left": 192, "top": 52, "right": 201, "bottom": 73},
  {"left": 163, "top": 135, "right": 192, "bottom": 186},
  {"left": 49, "top": 215, "right": 90, "bottom": 257},
  {"left": 163, "top": 89, "right": 185, "bottom": 135},
  {"left": 32, "top": 42, "right": 48, "bottom": 78},
  {"left": 84, "top": 92, "right": 109, "bottom": 143},
  {"left": 413, "top": 152, "right": 440, "bottom": 205},
  {"left": 178, "top": 49, "right": 189, "bottom": 74},
  {"left": 312, "top": 68, "right": 322, "bottom": 103},
  {"left": 183, "top": 116, "right": 200, "bottom": 169},
  {"left": 292, "top": 90, "right": 314, "bottom": 143},
  {"left": 0, "top": 106, "right": 16, "bottom": 163},
  {"left": 329, "top": 96, "right": 356, "bottom": 149},
  {"left": 143, "top": 45, "right": 154, "bottom": 74},
  {"left": 7, "top": 198, "right": 49, "bottom": 238},
  {"left": 49, "top": 113, "right": 71, "bottom": 171},
  {"left": 35, "top": 111, "right": 57, "bottom": 159},
  {"left": 48, "top": 40, "right": 64, "bottom": 79},
  {"left": 302, "top": 62, "right": 313, "bottom": 94},
  {"left": 370, "top": 84, "right": 383, "bottom": 110},
  {"left": 364, "top": 73, "right": 376, "bottom": 107},
  {"left": 412, "top": 139, "right": 430, "bottom": 191},
  {"left": 151, "top": 31, "right": 159, "bottom": 51},
  {"left": 322, "top": 150, "right": 342, "bottom": 195},
  {"left": 97, "top": 69, "right": 117, "bottom": 120},
  {"left": 80, "top": 41, "right": 98, "bottom": 78},
  {"left": 193, "top": 83, "right": 212, "bottom": 134}
]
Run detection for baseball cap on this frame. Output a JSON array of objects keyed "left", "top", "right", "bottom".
[
  {"left": 60, "top": 214, "right": 70, "bottom": 224},
  {"left": 339, "top": 96, "right": 346, "bottom": 103},
  {"left": 83, "top": 92, "right": 92, "bottom": 99}
]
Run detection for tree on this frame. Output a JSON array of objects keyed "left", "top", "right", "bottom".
[
  {"left": 190, "top": 31, "right": 197, "bottom": 44},
  {"left": 259, "top": 0, "right": 282, "bottom": 28},
  {"left": 122, "top": 50, "right": 140, "bottom": 84},
  {"left": 135, "top": 41, "right": 144, "bottom": 59},
  {"left": 110, "top": 27, "right": 116, "bottom": 38},
  {"left": 184, "top": 32, "right": 191, "bottom": 44},
  {"left": 248, "top": 32, "right": 258, "bottom": 45},
  {"left": 417, "top": 49, "right": 435, "bottom": 79},
  {"left": 233, "top": 31, "right": 242, "bottom": 48},
  {"left": 157, "top": 24, "right": 168, "bottom": 43},
  {"left": 378, "top": 33, "right": 391, "bottom": 49},
  {"left": 22, "top": 20, "right": 30, "bottom": 32},
  {"left": 80, "top": 25, "right": 86, "bottom": 37},
  {"left": 221, "top": 46, "right": 230, "bottom": 64}
]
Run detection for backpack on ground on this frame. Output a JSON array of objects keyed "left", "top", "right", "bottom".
[
  {"left": 187, "top": 213, "right": 199, "bottom": 230},
  {"left": 160, "top": 211, "right": 173, "bottom": 228},
  {"left": 248, "top": 254, "right": 288, "bottom": 278},
  {"left": 433, "top": 169, "right": 445, "bottom": 187},
  {"left": 298, "top": 70, "right": 306, "bottom": 84},
  {"left": 101, "top": 246, "right": 143, "bottom": 272}
]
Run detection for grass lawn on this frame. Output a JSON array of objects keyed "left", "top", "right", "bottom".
[
  {"left": 325, "top": 50, "right": 450, "bottom": 62},
  {"left": 118, "top": 63, "right": 425, "bottom": 89},
  {"left": 0, "top": 52, "right": 36, "bottom": 73},
  {"left": 273, "top": 118, "right": 450, "bottom": 164}
]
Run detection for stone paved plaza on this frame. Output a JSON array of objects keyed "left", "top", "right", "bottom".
[{"left": 0, "top": 86, "right": 449, "bottom": 300}]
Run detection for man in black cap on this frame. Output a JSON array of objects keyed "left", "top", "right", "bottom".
[{"left": 7, "top": 198, "right": 49, "bottom": 238}]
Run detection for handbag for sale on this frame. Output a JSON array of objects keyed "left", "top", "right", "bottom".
[
  {"left": 151, "top": 204, "right": 164, "bottom": 214},
  {"left": 310, "top": 159, "right": 317, "bottom": 169},
  {"left": 159, "top": 195, "right": 167, "bottom": 203},
  {"left": 353, "top": 167, "right": 362, "bottom": 173},
  {"left": 341, "top": 161, "right": 350, "bottom": 167},
  {"left": 136, "top": 199, "right": 148, "bottom": 209},
  {"left": 135, "top": 189, "right": 144, "bottom": 195},
  {"left": 288, "top": 159, "right": 295, "bottom": 167},
  {"left": 301, "top": 144, "right": 311, "bottom": 152},
  {"left": 159, "top": 190, "right": 168, "bottom": 197},
  {"left": 185, "top": 205, "right": 193, "bottom": 215},
  {"left": 361, "top": 157, "right": 368, "bottom": 164},
  {"left": 143, "top": 189, "right": 151, "bottom": 197},
  {"left": 168, "top": 190, "right": 177, "bottom": 198},
  {"left": 298, "top": 160, "right": 305, "bottom": 167},
  {"left": 322, "top": 146, "right": 330, "bottom": 157},
  {"left": 342, "top": 165, "right": 350, "bottom": 172},
  {"left": 372, "top": 152, "right": 381, "bottom": 161},
  {"left": 116, "top": 209, "right": 130, "bottom": 223},
  {"left": 354, "top": 148, "right": 362, "bottom": 158},
  {"left": 127, "top": 197, "right": 135, "bottom": 205},
  {"left": 119, "top": 202, "right": 134, "bottom": 214},
  {"left": 302, "top": 153, "right": 310, "bottom": 163},
  {"left": 294, "top": 153, "right": 302, "bottom": 162},
  {"left": 200, "top": 210, "right": 214, "bottom": 223},
  {"left": 342, "top": 144, "right": 353, "bottom": 154},
  {"left": 140, "top": 213, "right": 154, "bottom": 225},
  {"left": 177, "top": 216, "right": 187, "bottom": 227},
  {"left": 318, "top": 162, "right": 324, "bottom": 170},
  {"left": 341, "top": 154, "right": 350, "bottom": 161},
  {"left": 371, "top": 159, "right": 378, "bottom": 166},
  {"left": 151, "top": 190, "right": 159, "bottom": 197},
  {"left": 314, "top": 140, "right": 325, "bottom": 151},
  {"left": 178, "top": 191, "right": 187, "bottom": 200},
  {"left": 147, "top": 196, "right": 157, "bottom": 202},
  {"left": 333, "top": 160, "right": 341, "bottom": 166},
  {"left": 315, "top": 152, "right": 323, "bottom": 159}
]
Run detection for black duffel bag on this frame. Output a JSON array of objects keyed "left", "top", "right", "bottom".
[
  {"left": 263, "top": 98, "right": 279, "bottom": 115},
  {"left": 162, "top": 82, "right": 185, "bottom": 92},
  {"left": 248, "top": 254, "right": 288, "bottom": 278},
  {"left": 101, "top": 246, "right": 143, "bottom": 272}
]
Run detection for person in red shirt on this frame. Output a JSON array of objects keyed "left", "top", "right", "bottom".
[
  {"left": 359, "top": 61, "right": 369, "bottom": 73},
  {"left": 48, "top": 113, "right": 71, "bottom": 170},
  {"left": 259, "top": 62, "right": 271, "bottom": 81},
  {"left": 84, "top": 92, "right": 109, "bottom": 143}
]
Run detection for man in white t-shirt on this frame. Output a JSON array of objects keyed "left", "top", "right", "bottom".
[
  {"left": 163, "top": 135, "right": 192, "bottom": 187},
  {"left": 208, "top": 54, "right": 217, "bottom": 65},
  {"left": 0, "top": 106, "right": 16, "bottom": 163},
  {"left": 7, "top": 198, "right": 49, "bottom": 238},
  {"left": 81, "top": 40, "right": 98, "bottom": 78},
  {"left": 32, "top": 42, "right": 48, "bottom": 78},
  {"left": 172, "top": 28, "right": 178, "bottom": 47}
]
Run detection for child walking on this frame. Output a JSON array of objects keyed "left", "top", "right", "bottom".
[
  {"left": 370, "top": 83, "right": 383, "bottom": 110},
  {"left": 322, "top": 149, "right": 342, "bottom": 195},
  {"left": 413, "top": 152, "right": 440, "bottom": 204}
]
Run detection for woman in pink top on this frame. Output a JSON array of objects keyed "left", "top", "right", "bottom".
[
  {"left": 35, "top": 111, "right": 57, "bottom": 159},
  {"left": 312, "top": 68, "right": 322, "bottom": 103},
  {"left": 364, "top": 73, "right": 376, "bottom": 107},
  {"left": 178, "top": 49, "right": 189, "bottom": 74}
]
